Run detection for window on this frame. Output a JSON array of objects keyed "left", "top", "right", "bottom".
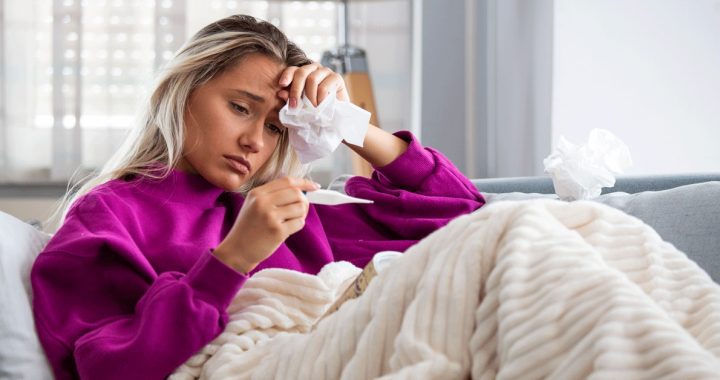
[{"left": 0, "top": 0, "right": 339, "bottom": 182}]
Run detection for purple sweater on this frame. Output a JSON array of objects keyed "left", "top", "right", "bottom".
[{"left": 31, "top": 132, "right": 484, "bottom": 379}]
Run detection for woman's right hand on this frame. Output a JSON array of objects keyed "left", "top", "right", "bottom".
[{"left": 213, "top": 177, "right": 320, "bottom": 274}]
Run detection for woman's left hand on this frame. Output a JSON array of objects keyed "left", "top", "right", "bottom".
[{"left": 276, "top": 63, "right": 349, "bottom": 108}]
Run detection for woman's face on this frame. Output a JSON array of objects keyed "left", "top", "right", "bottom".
[{"left": 179, "top": 53, "right": 287, "bottom": 191}]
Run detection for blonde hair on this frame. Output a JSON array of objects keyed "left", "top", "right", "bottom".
[{"left": 51, "top": 15, "right": 312, "bottom": 227}]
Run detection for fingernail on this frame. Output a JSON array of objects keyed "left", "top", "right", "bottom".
[
  {"left": 314, "top": 182, "right": 321, "bottom": 189},
  {"left": 289, "top": 98, "right": 297, "bottom": 109}
]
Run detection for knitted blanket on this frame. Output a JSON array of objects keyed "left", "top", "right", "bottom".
[{"left": 171, "top": 199, "right": 720, "bottom": 379}]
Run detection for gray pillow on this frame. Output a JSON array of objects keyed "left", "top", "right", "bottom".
[{"left": 595, "top": 182, "right": 720, "bottom": 281}]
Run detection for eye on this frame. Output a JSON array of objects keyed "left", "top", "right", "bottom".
[
  {"left": 230, "top": 102, "right": 249, "bottom": 114},
  {"left": 265, "top": 123, "right": 284, "bottom": 135}
]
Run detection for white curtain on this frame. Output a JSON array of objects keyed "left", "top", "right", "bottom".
[
  {"left": 483, "top": 0, "right": 554, "bottom": 177},
  {"left": 0, "top": 0, "right": 343, "bottom": 183}
]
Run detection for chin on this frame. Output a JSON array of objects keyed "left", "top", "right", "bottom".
[
  {"left": 204, "top": 168, "right": 248, "bottom": 192},
  {"left": 221, "top": 174, "right": 248, "bottom": 191}
]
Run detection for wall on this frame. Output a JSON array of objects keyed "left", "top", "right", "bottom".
[
  {"left": 423, "top": 0, "right": 720, "bottom": 177},
  {"left": 553, "top": 0, "right": 720, "bottom": 174}
]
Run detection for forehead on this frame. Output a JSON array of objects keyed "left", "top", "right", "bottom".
[{"left": 212, "top": 54, "right": 285, "bottom": 98}]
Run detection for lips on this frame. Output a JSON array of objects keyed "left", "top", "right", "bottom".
[{"left": 224, "top": 155, "right": 251, "bottom": 175}]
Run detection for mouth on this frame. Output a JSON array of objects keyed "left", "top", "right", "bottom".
[{"left": 223, "top": 155, "right": 251, "bottom": 175}]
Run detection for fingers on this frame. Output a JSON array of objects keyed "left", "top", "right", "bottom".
[
  {"left": 304, "top": 69, "right": 334, "bottom": 106},
  {"left": 276, "top": 201, "right": 309, "bottom": 223},
  {"left": 278, "top": 66, "right": 299, "bottom": 88},
  {"left": 278, "top": 66, "right": 300, "bottom": 107},
  {"left": 257, "top": 176, "right": 320, "bottom": 194},
  {"left": 267, "top": 186, "right": 307, "bottom": 207},
  {"left": 283, "top": 215, "right": 307, "bottom": 235},
  {"left": 247, "top": 177, "right": 316, "bottom": 223},
  {"left": 277, "top": 63, "right": 348, "bottom": 108},
  {"left": 278, "top": 64, "right": 315, "bottom": 108},
  {"left": 253, "top": 182, "right": 310, "bottom": 233},
  {"left": 288, "top": 64, "right": 320, "bottom": 107}
]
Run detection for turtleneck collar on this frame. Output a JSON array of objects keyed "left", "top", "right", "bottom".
[{"left": 128, "top": 166, "right": 228, "bottom": 207}]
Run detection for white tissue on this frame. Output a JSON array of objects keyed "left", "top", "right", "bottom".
[
  {"left": 279, "top": 91, "right": 371, "bottom": 164},
  {"left": 543, "top": 129, "right": 632, "bottom": 201}
]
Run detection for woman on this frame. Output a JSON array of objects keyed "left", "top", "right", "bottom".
[{"left": 31, "top": 15, "right": 484, "bottom": 379}]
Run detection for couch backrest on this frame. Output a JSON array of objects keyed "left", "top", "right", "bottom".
[{"left": 471, "top": 173, "right": 720, "bottom": 195}]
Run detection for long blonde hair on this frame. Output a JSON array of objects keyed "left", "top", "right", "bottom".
[{"left": 52, "top": 15, "right": 312, "bottom": 227}]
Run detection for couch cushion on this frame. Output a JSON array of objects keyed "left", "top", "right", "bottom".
[{"left": 485, "top": 182, "right": 720, "bottom": 282}]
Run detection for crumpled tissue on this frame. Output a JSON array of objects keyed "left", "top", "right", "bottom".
[
  {"left": 279, "top": 91, "right": 370, "bottom": 164},
  {"left": 543, "top": 129, "right": 632, "bottom": 201}
]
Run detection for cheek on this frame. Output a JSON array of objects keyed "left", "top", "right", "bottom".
[
  {"left": 182, "top": 117, "right": 199, "bottom": 154},
  {"left": 260, "top": 134, "right": 282, "bottom": 160},
  {"left": 182, "top": 119, "right": 211, "bottom": 158},
  {"left": 183, "top": 102, "right": 213, "bottom": 151},
  {"left": 186, "top": 113, "right": 230, "bottom": 152}
]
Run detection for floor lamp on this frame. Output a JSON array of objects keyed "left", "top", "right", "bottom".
[{"left": 321, "top": 0, "right": 379, "bottom": 178}]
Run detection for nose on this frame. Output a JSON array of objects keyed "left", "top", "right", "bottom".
[{"left": 238, "top": 119, "right": 265, "bottom": 153}]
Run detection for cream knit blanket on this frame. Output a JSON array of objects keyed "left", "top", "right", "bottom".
[{"left": 171, "top": 199, "right": 720, "bottom": 379}]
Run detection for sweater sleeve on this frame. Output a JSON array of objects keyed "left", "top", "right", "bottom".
[
  {"left": 31, "top": 194, "right": 246, "bottom": 380},
  {"left": 316, "top": 131, "right": 485, "bottom": 265}
]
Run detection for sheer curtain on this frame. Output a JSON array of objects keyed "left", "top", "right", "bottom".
[{"left": 0, "top": 0, "right": 341, "bottom": 183}]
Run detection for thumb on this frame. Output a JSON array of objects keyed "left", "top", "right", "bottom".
[{"left": 297, "top": 178, "right": 322, "bottom": 192}]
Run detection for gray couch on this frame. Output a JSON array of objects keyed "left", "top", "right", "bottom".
[
  {"left": 471, "top": 174, "right": 720, "bottom": 283},
  {"left": 331, "top": 173, "right": 720, "bottom": 282}
]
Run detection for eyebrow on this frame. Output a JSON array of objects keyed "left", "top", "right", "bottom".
[
  {"left": 232, "top": 89, "right": 265, "bottom": 103},
  {"left": 230, "top": 88, "right": 285, "bottom": 113}
]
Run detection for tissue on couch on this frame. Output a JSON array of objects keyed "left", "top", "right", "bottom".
[{"left": 543, "top": 129, "right": 632, "bottom": 201}]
